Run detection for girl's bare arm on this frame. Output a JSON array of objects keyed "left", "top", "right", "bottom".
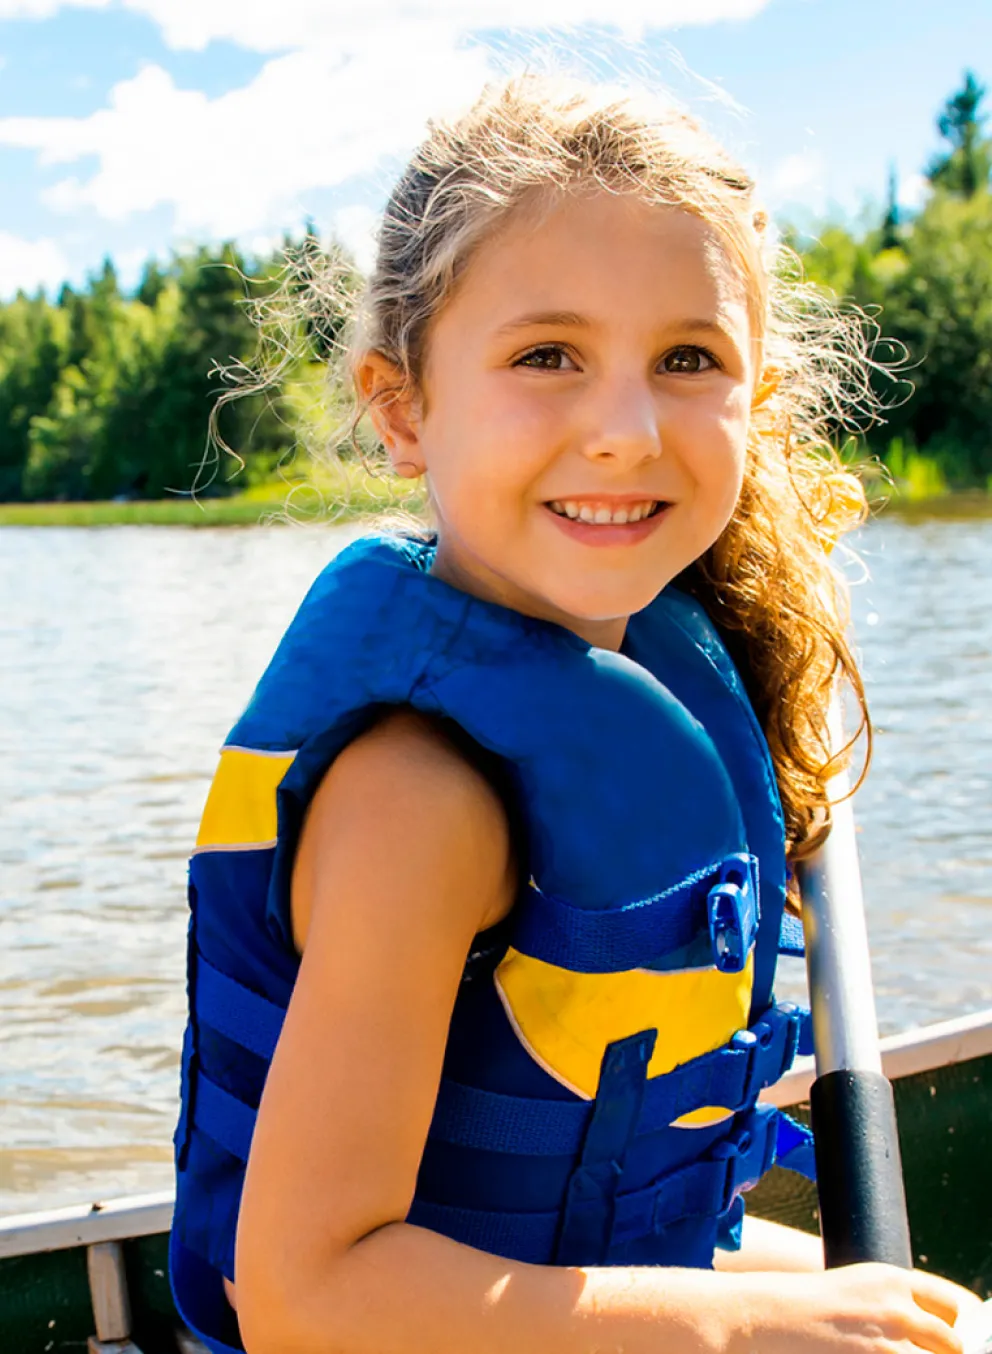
[
  {"left": 233, "top": 710, "right": 969, "bottom": 1354},
  {"left": 715, "top": 1216, "right": 824, "bottom": 1272}
]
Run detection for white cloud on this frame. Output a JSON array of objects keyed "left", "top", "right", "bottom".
[
  {"left": 0, "top": 231, "right": 70, "bottom": 293},
  {"left": 5, "top": 34, "right": 494, "bottom": 235},
  {"left": 0, "top": 0, "right": 774, "bottom": 250},
  {"left": 0, "top": 0, "right": 108, "bottom": 15},
  {"left": 332, "top": 205, "right": 380, "bottom": 275},
  {"left": 764, "top": 148, "right": 835, "bottom": 219},
  {"left": 0, "top": 0, "right": 771, "bottom": 51},
  {"left": 898, "top": 171, "right": 929, "bottom": 212},
  {"left": 769, "top": 149, "right": 824, "bottom": 198}
]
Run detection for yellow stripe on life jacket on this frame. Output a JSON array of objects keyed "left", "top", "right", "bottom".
[
  {"left": 194, "top": 746, "right": 297, "bottom": 852},
  {"left": 495, "top": 948, "right": 753, "bottom": 1125}
]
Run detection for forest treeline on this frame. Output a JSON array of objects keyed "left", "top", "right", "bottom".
[{"left": 1, "top": 73, "right": 990, "bottom": 503}]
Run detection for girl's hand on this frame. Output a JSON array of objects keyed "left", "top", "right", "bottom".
[{"left": 728, "top": 1262, "right": 978, "bottom": 1353}]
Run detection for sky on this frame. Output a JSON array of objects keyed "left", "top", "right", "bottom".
[{"left": 0, "top": 0, "right": 988, "bottom": 298}]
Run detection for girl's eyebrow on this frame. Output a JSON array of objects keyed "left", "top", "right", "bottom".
[
  {"left": 494, "top": 312, "right": 740, "bottom": 345},
  {"left": 494, "top": 310, "right": 589, "bottom": 335},
  {"left": 677, "top": 318, "right": 737, "bottom": 340}
]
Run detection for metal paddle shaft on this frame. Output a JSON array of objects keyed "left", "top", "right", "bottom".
[{"left": 796, "top": 706, "right": 913, "bottom": 1271}]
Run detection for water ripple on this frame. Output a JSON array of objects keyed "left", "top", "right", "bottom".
[{"left": 1, "top": 518, "right": 990, "bottom": 1214}]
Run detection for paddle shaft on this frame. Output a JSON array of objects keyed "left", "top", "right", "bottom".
[{"left": 796, "top": 710, "right": 913, "bottom": 1270}]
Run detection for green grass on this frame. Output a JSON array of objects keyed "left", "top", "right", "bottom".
[
  {"left": 0, "top": 497, "right": 285, "bottom": 526},
  {"left": 3, "top": 459, "right": 990, "bottom": 527},
  {"left": 854, "top": 439, "right": 992, "bottom": 519},
  {"left": 0, "top": 469, "right": 427, "bottom": 527},
  {"left": 877, "top": 490, "right": 992, "bottom": 520},
  {"left": 878, "top": 438, "right": 949, "bottom": 502}
]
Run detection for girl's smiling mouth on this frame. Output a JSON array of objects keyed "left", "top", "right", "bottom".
[
  {"left": 547, "top": 498, "right": 666, "bottom": 524},
  {"left": 542, "top": 495, "right": 672, "bottom": 546}
]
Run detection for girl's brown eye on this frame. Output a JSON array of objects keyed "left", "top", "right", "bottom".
[
  {"left": 661, "top": 346, "right": 716, "bottom": 374},
  {"left": 516, "top": 345, "right": 573, "bottom": 370}
]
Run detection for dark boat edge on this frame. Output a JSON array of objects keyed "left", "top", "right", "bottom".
[{"left": 3, "top": 1008, "right": 991, "bottom": 1352}]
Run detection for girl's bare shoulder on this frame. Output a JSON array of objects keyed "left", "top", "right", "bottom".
[{"left": 291, "top": 706, "right": 517, "bottom": 951}]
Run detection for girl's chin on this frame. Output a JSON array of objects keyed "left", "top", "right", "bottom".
[{"left": 531, "top": 580, "right": 668, "bottom": 636}]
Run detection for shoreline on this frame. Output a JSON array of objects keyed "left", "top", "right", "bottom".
[
  {"left": 0, "top": 477, "right": 427, "bottom": 527},
  {"left": 1, "top": 488, "right": 989, "bottom": 527}
]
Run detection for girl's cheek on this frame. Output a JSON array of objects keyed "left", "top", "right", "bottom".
[{"left": 496, "top": 393, "right": 568, "bottom": 442}]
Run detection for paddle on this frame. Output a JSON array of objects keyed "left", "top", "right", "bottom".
[
  {"left": 796, "top": 702, "right": 992, "bottom": 1351},
  {"left": 795, "top": 700, "right": 912, "bottom": 1270}
]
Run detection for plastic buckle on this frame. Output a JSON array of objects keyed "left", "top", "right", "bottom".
[
  {"left": 707, "top": 854, "right": 758, "bottom": 974},
  {"left": 712, "top": 1107, "right": 778, "bottom": 1209},
  {"left": 774, "top": 1003, "right": 803, "bottom": 1077},
  {"left": 729, "top": 1026, "right": 760, "bottom": 1102},
  {"left": 729, "top": 1004, "right": 803, "bottom": 1107},
  {"left": 755, "top": 1004, "right": 801, "bottom": 1089}
]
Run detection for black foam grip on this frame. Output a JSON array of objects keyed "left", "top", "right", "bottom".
[{"left": 810, "top": 1068, "right": 913, "bottom": 1269}]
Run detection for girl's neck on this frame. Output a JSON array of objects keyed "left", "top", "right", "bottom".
[{"left": 429, "top": 537, "right": 628, "bottom": 652}]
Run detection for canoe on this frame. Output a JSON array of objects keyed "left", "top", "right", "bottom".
[{"left": 3, "top": 1007, "right": 990, "bottom": 1353}]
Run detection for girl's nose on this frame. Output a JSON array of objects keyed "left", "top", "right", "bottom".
[{"left": 579, "top": 378, "right": 662, "bottom": 467}]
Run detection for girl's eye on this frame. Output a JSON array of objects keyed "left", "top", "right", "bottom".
[
  {"left": 660, "top": 346, "right": 717, "bottom": 375},
  {"left": 514, "top": 345, "right": 577, "bottom": 371}
]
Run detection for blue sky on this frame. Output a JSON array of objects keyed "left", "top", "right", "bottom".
[{"left": 0, "top": 0, "right": 987, "bottom": 298}]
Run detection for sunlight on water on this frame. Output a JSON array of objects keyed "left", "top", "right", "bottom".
[{"left": 0, "top": 518, "right": 989, "bottom": 1213}]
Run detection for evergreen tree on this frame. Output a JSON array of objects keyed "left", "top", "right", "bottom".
[
  {"left": 0, "top": 296, "right": 64, "bottom": 498},
  {"left": 879, "top": 163, "right": 901, "bottom": 251},
  {"left": 136, "top": 259, "right": 166, "bottom": 309},
  {"left": 927, "top": 71, "right": 992, "bottom": 198},
  {"left": 872, "top": 189, "right": 992, "bottom": 482},
  {"left": 21, "top": 259, "right": 128, "bottom": 500}
]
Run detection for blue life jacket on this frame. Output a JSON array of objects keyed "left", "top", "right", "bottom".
[{"left": 169, "top": 534, "right": 815, "bottom": 1353}]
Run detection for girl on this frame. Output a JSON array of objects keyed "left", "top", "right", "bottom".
[{"left": 170, "top": 76, "right": 977, "bottom": 1354}]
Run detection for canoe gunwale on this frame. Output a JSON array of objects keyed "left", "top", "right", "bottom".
[
  {"left": 761, "top": 1006, "right": 992, "bottom": 1109},
  {"left": 0, "top": 1191, "right": 173, "bottom": 1260},
  {"left": 2, "top": 1007, "right": 990, "bottom": 1260}
]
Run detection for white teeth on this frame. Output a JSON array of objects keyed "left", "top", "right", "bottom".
[{"left": 549, "top": 499, "right": 659, "bottom": 523}]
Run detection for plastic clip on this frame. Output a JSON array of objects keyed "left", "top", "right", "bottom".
[{"left": 707, "top": 854, "right": 758, "bottom": 974}]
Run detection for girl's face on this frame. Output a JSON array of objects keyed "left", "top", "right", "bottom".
[{"left": 373, "top": 189, "right": 758, "bottom": 650}]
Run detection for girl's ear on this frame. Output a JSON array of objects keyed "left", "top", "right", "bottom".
[{"left": 355, "top": 350, "right": 426, "bottom": 479}]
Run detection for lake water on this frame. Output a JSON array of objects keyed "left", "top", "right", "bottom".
[{"left": 1, "top": 518, "right": 990, "bottom": 1216}]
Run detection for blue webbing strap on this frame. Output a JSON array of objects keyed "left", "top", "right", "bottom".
[
  {"left": 185, "top": 953, "right": 284, "bottom": 1166},
  {"left": 429, "top": 1003, "right": 802, "bottom": 1156},
  {"left": 798, "top": 1010, "right": 815, "bottom": 1058},
  {"left": 611, "top": 1105, "right": 780, "bottom": 1245},
  {"left": 512, "top": 862, "right": 725, "bottom": 972},
  {"left": 192, "top": 1070, "right": 257, "bottom": 1163},
  {"left": 773, "top": 1111, "right": 817, "bottom": 1179},
  {"left": 194, "top": 952, "right": 286, "bottom": 1061},
  {"left": 410, "top": 1105, "right": 790, "bottom": 1264},
  {"left": 554, "top": 1029, "right": 656, "bottom": 1265},
  {"left": 778, "top": 912, "right": 806, "bottom": 958},
  {"left": 189, "top": 953, "right": 814, "bottom": 1175}
]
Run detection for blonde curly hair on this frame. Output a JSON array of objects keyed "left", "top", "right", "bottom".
[{"left": 227, "top": 73, "right": 876, "bottom": 866}]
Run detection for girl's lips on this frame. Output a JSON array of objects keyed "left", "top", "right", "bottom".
[{"left": 541, "top": 500, "right": 671, "bottom": 547}]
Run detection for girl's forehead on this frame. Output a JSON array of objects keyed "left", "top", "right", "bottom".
[{"left": 451, "top": 190, "right": 752, "bottom": 333}]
